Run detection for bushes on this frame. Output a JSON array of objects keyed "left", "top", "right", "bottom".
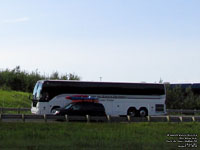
[
  {"left": 0, "top": 66, "right": 80, "bottom": 93},
  {"left": 166, "top": 85, "right": 200, "bottom": 109}
]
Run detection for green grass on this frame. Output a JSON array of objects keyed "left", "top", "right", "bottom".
[
  {"left": 0, "top": 122, "right": 199, "bottom": 150},
  {"left": 0, "top": 89, "right": 31, "bottom": 108}
]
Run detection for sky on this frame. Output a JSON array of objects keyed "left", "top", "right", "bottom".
[{"left": 0, "top": 0, "right": 200, "bottom": 83}]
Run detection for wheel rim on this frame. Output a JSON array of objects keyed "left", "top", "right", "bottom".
[
  {"left": 51, "top": 109, "right": 56, "bottom": 113},
  {"left": 139, "top": 110, "right": 147, "bottom": 117},
  {"left": 129, "top": 110, "right": 136, "bottom": 117}
]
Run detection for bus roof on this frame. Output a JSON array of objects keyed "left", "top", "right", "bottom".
[
  {"left": 38, "top": 80, "right": 164, "bottom": 85},
  {"left": 38, "top": 80, "right": 165, "bottom": 96}
]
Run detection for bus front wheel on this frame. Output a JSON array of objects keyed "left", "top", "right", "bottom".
[{"left": 51, "top": 106, "right": 60, "bottom": 114}]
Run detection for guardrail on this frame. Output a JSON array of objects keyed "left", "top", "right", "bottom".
[
  {"left": 1, "top": 107, "right": 200, "bottom": 115},
  {"left": 0, "top": 107, "right": 30, "bottom": 114},
  {"left": 0, "top": 114, "right": 200, "bottom": 123},
  {"left": 167, "top": 109, "right": 200, "bottom": 115},
  {"left": 1, "top": 107, "right": 200, "bottom": 116}
]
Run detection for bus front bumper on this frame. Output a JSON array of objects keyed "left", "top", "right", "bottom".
[{"left": 31, "top": 107, "right": 40, "bottom": 114}]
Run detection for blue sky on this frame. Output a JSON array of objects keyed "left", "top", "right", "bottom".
[{"left": 0, "top": 0, "right": 200, "bottom": 83}]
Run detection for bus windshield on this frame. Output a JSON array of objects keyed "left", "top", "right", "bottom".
[
  {"left": 33, "top": 82, "right": 43, "bottom": 100},
  {"left": 33, "top": 82, "right": 39, "bottom": 97}
]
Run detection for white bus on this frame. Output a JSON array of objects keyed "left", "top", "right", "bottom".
[{"left": 31, "top": 80, "right": 166, "bottom": 117}]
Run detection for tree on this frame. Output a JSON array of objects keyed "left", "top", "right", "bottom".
[
  {"left": 68, "top": 73, "right": 80, "bottom": 80},
  {"left": 0, "top": 66, "right": 81, "bottom": 92},
  {"left": 166, "top": 85, "right": 200, "bottom": 109},
  {"left": 50, "top": 71, "right": 59, "bottom": 79}
]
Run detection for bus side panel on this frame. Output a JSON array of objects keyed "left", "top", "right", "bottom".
[
  {"left": 99, "top": 99, "right": 113, "bottom": 116},
  {"left": 112, "top": 101, "right": 122, "bottom": 116},
  {"left": 48, "top": 94, "right": 72, "bottom": 113}
]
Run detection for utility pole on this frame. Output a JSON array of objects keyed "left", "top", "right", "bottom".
[{"left": 99, "top": 77, "right": 102, "bottom": 82}]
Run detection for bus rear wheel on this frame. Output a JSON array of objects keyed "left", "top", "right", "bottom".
[
  {"left": 139, "top": 108, "right": 148, "bottom": 117},
  {"left": 127, "top": 108, "right": 138, "bottom": 117}
]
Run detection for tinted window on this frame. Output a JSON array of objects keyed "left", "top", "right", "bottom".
[
  {"left": 42, "top": 81, "right": 165, "bottom": 101},
  {"left": 155, "top": 104, "right": 164, "bottom": 112},
  {"left": 72, "top": 103, "right": 104, "bottom": 111},
  {"left": 71, "top": 104, "right": 81, "bottom": 110},
  {"left": 65, "top": 103, "right": 73, "bottom": 109},
  {"left": 81, "top": 103, "right": 93, "bottom": 111},
  {"left": 93, "top": 103, "right": 104, "bottom": 111}
]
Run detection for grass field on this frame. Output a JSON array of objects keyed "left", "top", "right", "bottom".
[
  {"left": 0, "top": 122, "right": 199, "bottom": 150},
  {"left": 0, "top": 89, "right": 30, "bottom": 108}
]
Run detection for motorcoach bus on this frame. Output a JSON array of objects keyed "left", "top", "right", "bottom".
[{"left": 31, "top": 80, "right": 166, "bottom": 117}]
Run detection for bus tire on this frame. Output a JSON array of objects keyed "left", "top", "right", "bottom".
[
  {"left": 127, "top": 107, "right": 138, "bottom": 117},
  {"left": 51, "top": 106, "right": 60, "bottom": 114},
  {"left": 139, "top": 107, "right": 148, "bottom": 117}
]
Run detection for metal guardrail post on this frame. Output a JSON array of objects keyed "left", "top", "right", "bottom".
[
  {"left": 147, "top": 116, "right": 150, "bottom": 122},
  {"left": 107, "top": 115, "right": 110, "bottom": 122},
  {"left": 65, "top": 115, "right": 69, "bottom": 122},
  {"left": 86, "top": 115, "right": 90, "bottom": 123},
  {"left": 127, "top": 115, "right": 130, "bottom": 123},
  {"left": 166, "top": 116, "right": 170, "bottom": 122},
  {"left": 179, "top": 116, "right": 183, "bottom": 122},
  {"left": 192, "top": 116, "right": 195, "bottom": 122},
  {"left": 44, "top": 114, "right": 47, "bottom": 123},
  {"left": 22, "top": 114, "right": 25, "bottom": 122}
]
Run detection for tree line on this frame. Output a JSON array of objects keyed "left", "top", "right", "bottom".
[
  {"left": 166, "top": 84, "right": 200, "bottom": 109},
  {"left": 0, "top": 67, "right": 200, "bottom": 109},
  {"left": 0, "top": 66, "right": 80, "bottom": 93}
]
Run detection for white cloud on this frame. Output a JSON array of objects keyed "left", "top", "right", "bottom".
[{"left": 2, "top": 17, "right": 30, "bottom": 24}]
